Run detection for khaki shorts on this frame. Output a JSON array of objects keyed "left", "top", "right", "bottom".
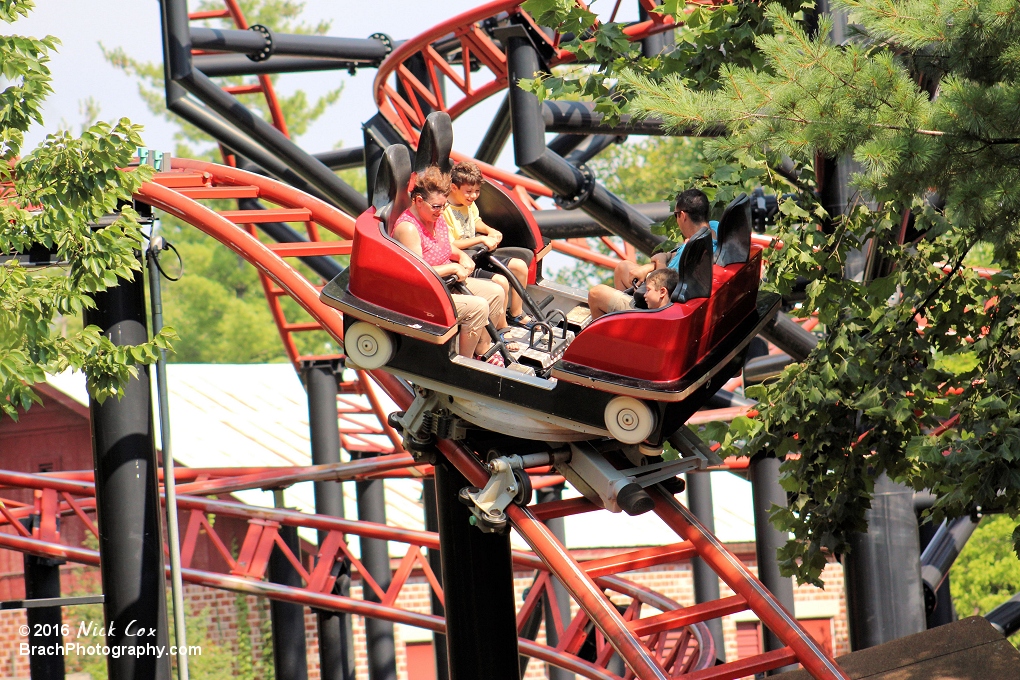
[{"left": 606, "top": 288, "right": 637, "bottom": 314}]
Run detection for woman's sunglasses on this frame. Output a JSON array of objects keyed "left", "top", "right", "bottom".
[{"left": 417, "top": 196, "right": 447, "bottom": 212}]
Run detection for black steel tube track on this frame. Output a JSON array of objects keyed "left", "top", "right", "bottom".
[
  {"left": 184, "top": 69, "right": 367, "bottom": 214},
  {"left": 305, "top": 362, "right": 355, "bottom": 680},
  {"left": 434, "top": 457, "right": 520, "bottom": 680},
  {"left": 541, "top": 101, "right": 724, "bottom": 137},
  {"left": 162, "top": 81, "right": 336, "bottom": 206},
  {"left": 564, "top": 134, "right": 624, "bottom": 166},
  {"left": 987, "top": 593, "right": 1020, "bottom": 637},
  {"left": 315, "top": 147, "right": 366, "bottom": 171},
  {"left": 507, "top": 35, "right": 663, "bottom": 256},
  {"left": 533, "top": 202, "right": 672, "bottom": 238},
  {"left": 475, "top": 94, "right": 512, "bottom": 165},
  {"left": 85, "top": 264, "right": 171, "bottom": 680},
  {"left": 159, "top": 0, "right": 367, "bottom": 215},
  {"left": 194, "top": 54, "right": 370, "bottom": 77},
  {"left": 546, "top": 133, "right": 589, "bottom": 158},
  {"left": 920, "top": 516, "right": 977, "bottom": 617},
  {"left": 917, "top": 518, "right": 955, "bottom": 629},
  {"left": 190, "top": 27, "right": 389, "bottom": 61}
]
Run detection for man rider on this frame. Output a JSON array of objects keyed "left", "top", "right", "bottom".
[{"left": 588, "top": 188, "right": 714, "bottom": 319}]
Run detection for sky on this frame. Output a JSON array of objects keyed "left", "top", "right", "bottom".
[{"left": 16, "top": 0, "right": 644, "bottom": 170}]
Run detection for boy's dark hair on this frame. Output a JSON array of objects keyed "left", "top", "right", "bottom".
[
  {"left": 450, "top": 160, "right": 484, "bottom": 187},
  {"left": 675, "top": 188, "right": 710, "bottom": 225},
  {"left": 411, "top": 165, "right": 451, "bottom": 199},
  {"left": 646, "top": 267, "right": 679, "bottom": 298}
]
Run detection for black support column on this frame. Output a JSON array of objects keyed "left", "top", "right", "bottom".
[
  {"left": 685, "top": 473, "right": 725, "bottom": 663},
  {"left": 434, "top": 457, "right": 520, "bottom": 680},
  {"left": 844, "top": 474, "right": 925, "bottom": 650},
  {"left": 304, "top": 361, "right": 355, "bottom": 680},
  {"left": 268, "top": 511, "right": 309, "bottom": 680},
  {"left": 749, "top": 456, "right": 796, "bottom": 672},
  {"left": 84, "top": 264, "right": 170, "bottom": 680},
  {"left": 24, "top": 547, "right": 65, "bottom": 680},
  {"left": 355, "top": 464, "right": 398, "bottom": 680},
  {"left": 422, "top": 479, "right": 450, "bottom": 680}
]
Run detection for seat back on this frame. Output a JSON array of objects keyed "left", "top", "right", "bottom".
[
  {"left": 714, "top": 193, "right": 752, "bottom": 267},
  {"left": 373, "top": 144, "right": 412, "bottom": 235},
  {"left": 414, "top": 111, "right": 454, "bottom": 175},
  {"left": 671, "top": 227, "right": 714, "bottom": 303},
  {"left": 474, "top": 181, "right": 541, "bottom": 252}
]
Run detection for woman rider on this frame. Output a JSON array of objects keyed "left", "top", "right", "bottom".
[{"left": 390, "top": 166, "right": 513, "bottom": 366}]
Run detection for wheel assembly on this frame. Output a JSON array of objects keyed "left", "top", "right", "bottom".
[
  {"left": 604, "top": 396, "right": 656, "bottom": 444},
  {"left": 344, "top": 322, "right": 395, "bottom": 370}
]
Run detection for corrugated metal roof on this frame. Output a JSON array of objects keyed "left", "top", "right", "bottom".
[{"left": 45, "top": 366, "right": 755, "bottom": 551}]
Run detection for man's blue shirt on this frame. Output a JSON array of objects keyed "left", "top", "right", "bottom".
[{"left": 666, "top": 220, "right": 718, "bottom": 269}]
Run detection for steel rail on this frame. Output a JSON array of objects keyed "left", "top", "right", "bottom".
[
  {"left": 0, "top": 532, "right": 621, "bottom": 680},
  {"left": 651, "top": 488, "right": 851, "bottom": 680},
  {"left": 0, "top": 473, "right": 715, "bottom": 675}
]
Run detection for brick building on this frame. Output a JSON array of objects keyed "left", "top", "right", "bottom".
[{"left": 0, "top": 366, "right": 848, "bottom": 679}]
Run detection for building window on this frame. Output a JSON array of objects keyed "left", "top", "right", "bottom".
[
  {"left": 734, "top": 618, "right": 833, "bottom": 660},
  {"left": 736, "top": 620, "right": 762, "bottom": 658},
  {"left": 405, "top": 641, "right": 436, "bottom": 680}
]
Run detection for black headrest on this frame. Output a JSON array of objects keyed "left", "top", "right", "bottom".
[
  {"left": 373, "top": 144, "right": 412, "bottom": 234},
  {"left": 414, "top": 111, "right": 453, "bottom": 175},
  {"left": 671, "top": 227, "right": 714, "bottom": 303},
  {"left": 714, "top": 193, "right": 752, "bottom": 267}
]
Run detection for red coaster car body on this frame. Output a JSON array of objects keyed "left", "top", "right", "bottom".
[{"left": 321, "top": 129, "right": 779, "bottom": 446}]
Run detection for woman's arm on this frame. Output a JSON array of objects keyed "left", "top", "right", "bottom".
[
  {"left": 451, "top": 244, "right": 476, "bottom": 278},
  {"left": 393, "top": 221, "right": 466, "bottom": 279}
]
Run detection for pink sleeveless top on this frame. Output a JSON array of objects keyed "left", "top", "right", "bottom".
[{"left": 393, "top": 208, "right": 452, "bottom": 267}]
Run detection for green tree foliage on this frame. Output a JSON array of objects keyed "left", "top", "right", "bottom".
[
  {"left": 523, "top": 0, "right": 1020, "bottom": 586},
  {"left": 104, "top": 0, "right": 361, "bottom": 363},
  {"left": 0, "top": 0, "right": 175, "bottom": 417},
  {"left": 951, "top": 515, "right": 1020, "bottom": 632}
]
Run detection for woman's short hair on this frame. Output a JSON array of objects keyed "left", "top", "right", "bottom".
[
  {"left": 450, "top": 160, "right": 484, "bottom": 187},
  {"left": 411, "top": 166, "right": 451, "bottom": 200}
]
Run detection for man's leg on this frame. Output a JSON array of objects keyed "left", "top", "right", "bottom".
[{"left": 451, "top": 293, "right": 488, "bottom": 357}]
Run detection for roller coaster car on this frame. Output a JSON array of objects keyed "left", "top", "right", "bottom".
[{"left": 320, "top": 112, "right": 780, "bottom": 449}]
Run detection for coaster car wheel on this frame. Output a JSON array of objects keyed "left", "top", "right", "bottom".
[
  {"left": 604, "top": 396, "right": 656, "bottom": 445},
  {"left": 345, "top": 322, "right": 395, "bottom": 370},
  {"left": 513, "top": 468, "right": 533, "bottom": 506}
]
